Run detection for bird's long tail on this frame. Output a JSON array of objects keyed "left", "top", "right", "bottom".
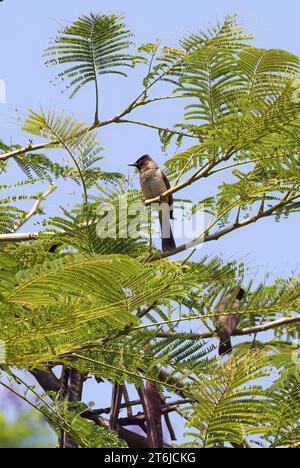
[
  {"left": 218, "top": 329, "right": 232, "bottom": 356},
  {"left": 159, "top": 211, "right": 176, "bottom": 252}
]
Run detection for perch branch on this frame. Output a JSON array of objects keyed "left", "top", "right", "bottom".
[
  {"left": 155, "top": 315, "right": 300, "bottom": 340},
  {"left": 148, "top": 192, "right": 300, "bottom": 261}
]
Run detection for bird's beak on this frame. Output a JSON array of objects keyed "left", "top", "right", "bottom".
[{"left": 128, "top": 163, "right": 137, "bottom": 168}]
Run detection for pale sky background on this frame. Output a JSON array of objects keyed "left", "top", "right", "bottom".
[{"left": 0, "top": 0, "right": 299, "bottom": 446}]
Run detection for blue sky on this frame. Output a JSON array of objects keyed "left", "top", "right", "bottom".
[
  {"left": 1, "top": 0, "right": 299, "bottom": 280},
  {"left": 0, "top": 0, "right": 299, "bottom": 446}
]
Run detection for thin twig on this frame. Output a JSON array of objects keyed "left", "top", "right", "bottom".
[
  {"left": 117, "top": 119, "right": 196, "bottom": 139},
  {"left": 85, "top": 399, "right": 142, "bottom": 416},
  {"left": 85, "top": 398, "right": 192, "bottom": 418}
]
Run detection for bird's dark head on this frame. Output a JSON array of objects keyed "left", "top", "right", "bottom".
[
  {"left": 129, "top": 155, "right": 155, "bottom": 171},
  {"left": 236, "top": 288, "right": 246, "bottom": 301}
]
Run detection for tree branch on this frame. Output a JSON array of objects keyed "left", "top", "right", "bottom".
[
  {"left": 122, "top": 385, "right": 133, "bottom": 418},
  {"left": 117, "top": 119, "right": 196, "bottom": 139},
  {"left": 156, "top": 315, "right": 300, "bottom": 341},
  {"left": 143, "top": 147, "right": 235, "bottom": 206},
  {"left": 0, "top": 84, "right": 190, "bottom": 164},
  {"left": 0, "top": 232, "right": 39, "bottom": 243},
  {"left": 148, "top": 192, "right": 300, "bottom": 261},
  {"left": 0, "top": 142, "right": 54, "bottom": 162},
  {"left": 84, "top": 398, "right": 194, "bottom": 418},
  {"left": 86, "top": 399, "right": 142, "bottom": 416},
  {"left": 115, "top": 398, "right": 194, "bottom": 427},
  {"left": 13, "top": 184, "right": 56, "bottom": 232},
  {"left": 203, "top": 192, "right": 300, "bottom": 243},
  {"left": 30, "top": 367, "right": 61, "bottom": 393}
]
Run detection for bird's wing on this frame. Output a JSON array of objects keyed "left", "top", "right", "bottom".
[
  {"left": 161, "top": 170, "right": 174, "bottom": 218},
  {"left": 216, "top": 289, "right": 244, "bottom": 330}
]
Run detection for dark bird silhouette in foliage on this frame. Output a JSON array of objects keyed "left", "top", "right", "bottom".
[{"left": 216, "top": 288, "right": 246, "bottom": 356}]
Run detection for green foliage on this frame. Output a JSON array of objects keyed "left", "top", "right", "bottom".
[
  {"left": 0, "top": 140, "right": 71, "bottom": 181},
  {"left": 0, "top": 179, "right": 45, "bottom": 234},
  {"left": 181, "top": 352, "right": 270, "bottom": 448},
  {"left": 22, "top": 110, "right": 122, "bottom": 200},
  {"left": 44, "top": 13, "right": 142, "bottom": 121},
  {"left": 48, "top": 407, "right": 127, "bottom": 449},
  {"left": 44, "top": 12, "right": 137, "bottom": 92},
  {"left": 47, "top": 191, "right": 149, "bottom": 256},
  {"left": 0, "top": 248, "right": 240, "bottom": 369},
  {"left": 265, "top": 373, "right": 300, "bottom": 448}
]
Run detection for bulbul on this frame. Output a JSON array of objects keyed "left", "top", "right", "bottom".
[
  {"left": 216, "top": 288, "right": 245, "bottom": 356},
  {"left": 129, "top": 155, "right": 176, "bottom": 252}
]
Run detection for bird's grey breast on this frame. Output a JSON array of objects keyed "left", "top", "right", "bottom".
[{"left": 140, "top": 168, "right": 167, "bottom": 199}]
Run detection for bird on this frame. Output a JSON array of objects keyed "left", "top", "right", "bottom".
[
  {"left": 216, "top": 288, "right": 245, "bottom": 356},
  {"left": 129, "top": 155, "right": 176, "bottom": 252}
]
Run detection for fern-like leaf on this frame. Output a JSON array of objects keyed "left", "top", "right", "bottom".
[{"left": 44, "top": 13, "right": 138, "bottom": 122}]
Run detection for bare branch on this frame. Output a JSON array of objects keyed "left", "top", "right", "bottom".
[
  {"left": 164, "top": 412, "right": 177, "bottom": 441},
  {"left": 116, "top": 399, "right": 193, "bottom": 426},
  {"left": 30, "top": 368, "right": 61, "bottom": 393},
  {"left": 13, "top": 185, "right": 56, "bottom": 232},
  {"left": 87, "top": 399, "right": 142, "bottom": 416},
  {"left": 93, "top": 416, "right": 171, "bottom": 448},
  {"left": 0, "top": 142, "right": 54, "bottom": 162},
  {"left": 0, "top": 232, "right": 39, "bottom": 243}
]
